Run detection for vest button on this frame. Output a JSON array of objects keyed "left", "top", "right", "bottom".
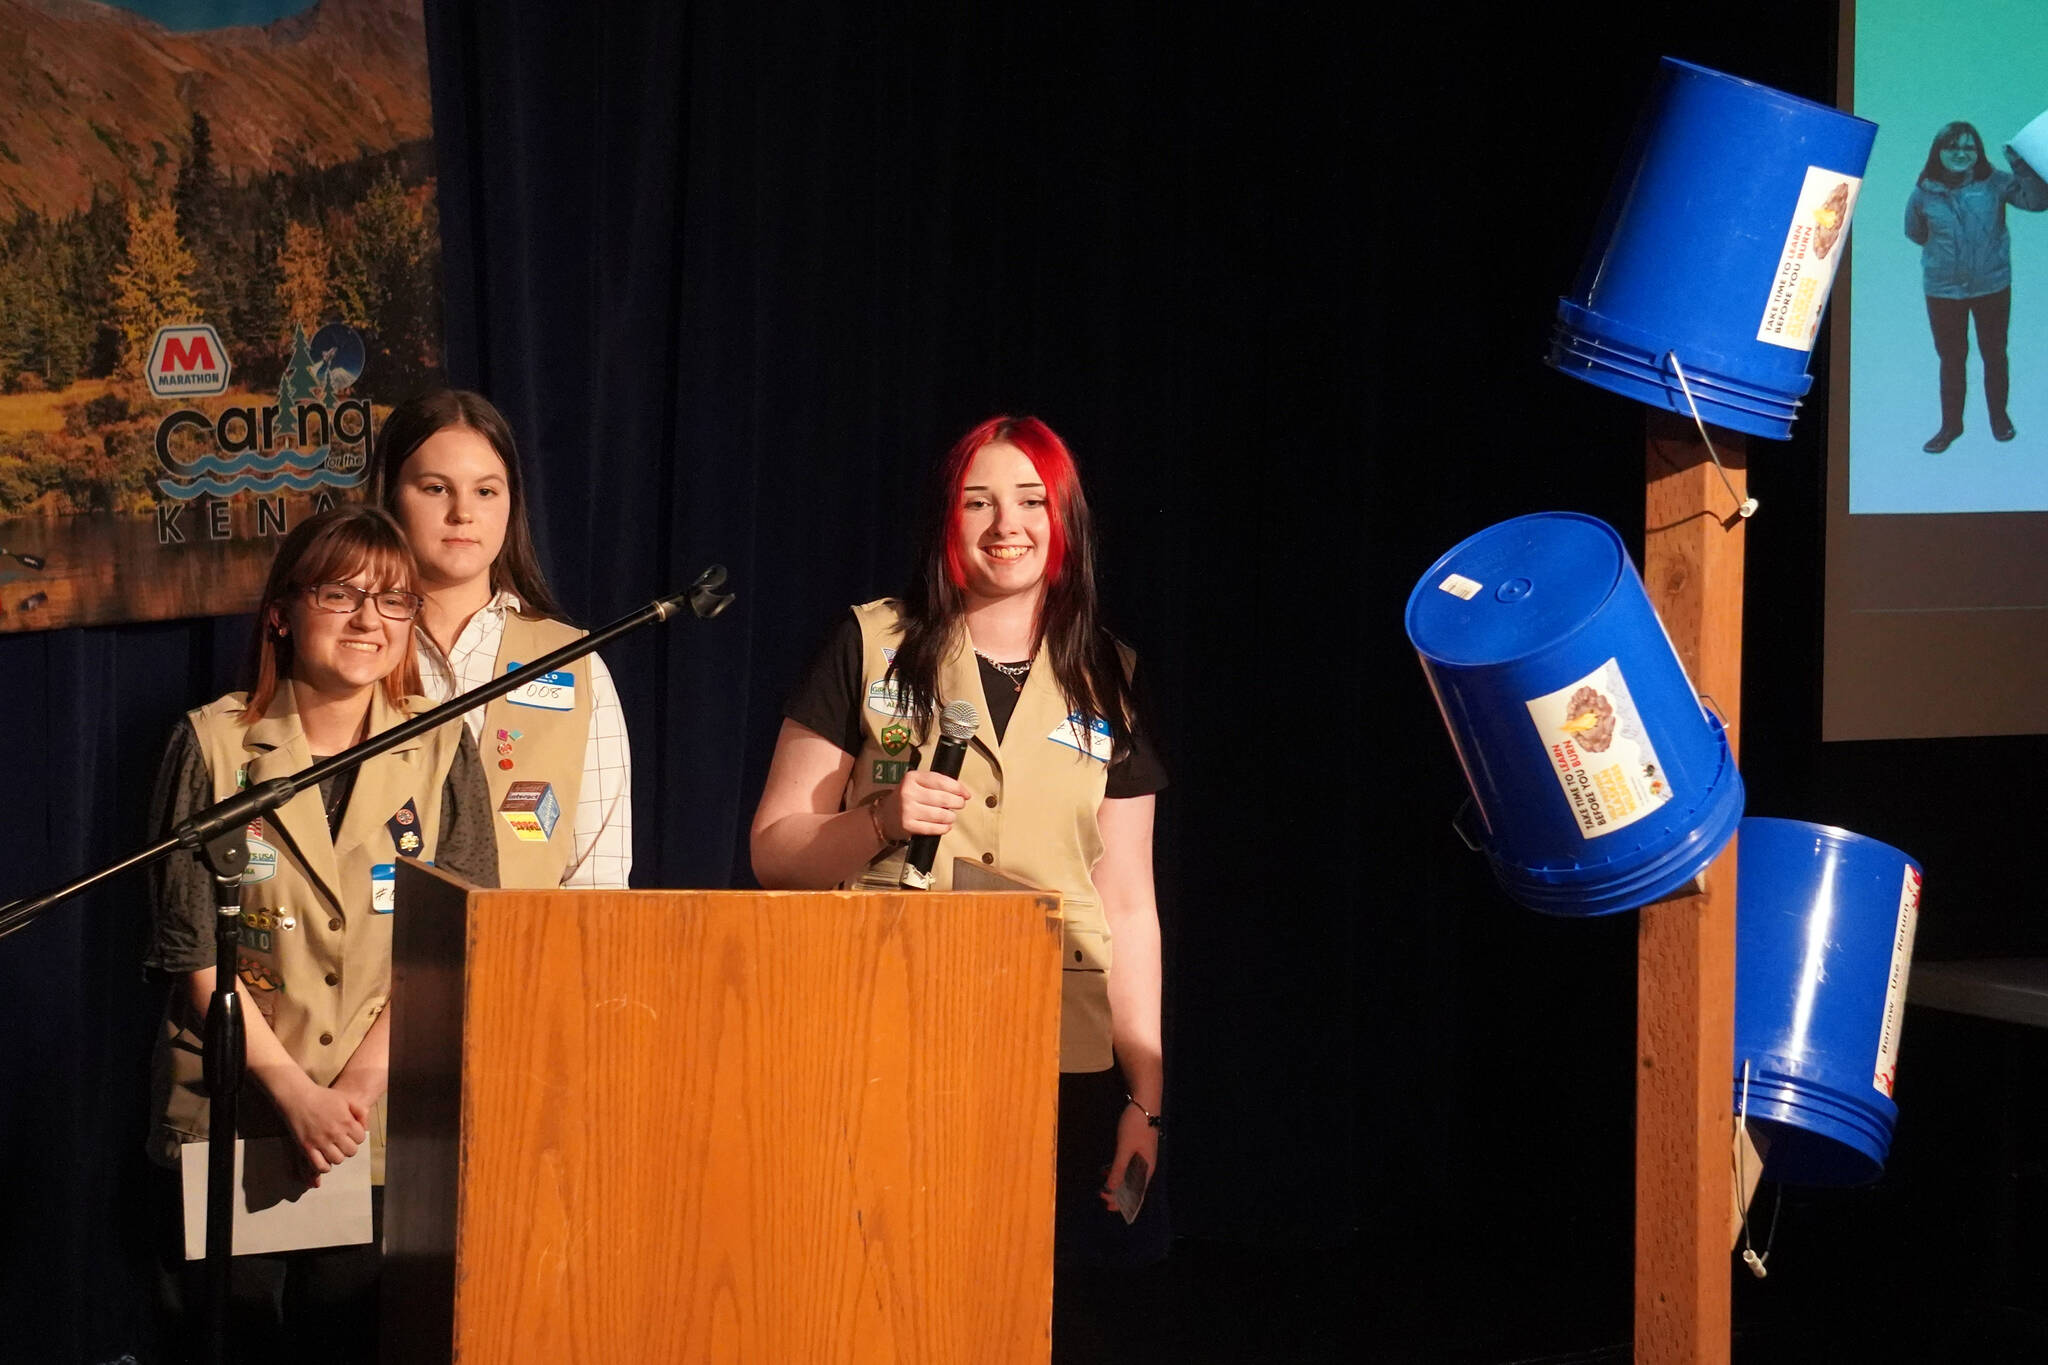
[
  {"left": 318, "top": 1032, "right": 334, "bottom": 1046},
  {"left": 1074, "top": 949, "right": 1084, "bottom": 962},
  {"left": 325, "top": 973, "right": 339, "bottom": 987},
  {"left": 981, "top": 852, "right": 994, "bottom": 864},
  {"left": 985, "top": 795, "right": 998, "bottom": 808},
  {"left": 328, "top": 918, "right": 342, "bottom": 932}
]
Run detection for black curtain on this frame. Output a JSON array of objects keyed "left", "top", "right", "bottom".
[{"left": 9, "top": 3, "right": 2045, "bottom": 1362}]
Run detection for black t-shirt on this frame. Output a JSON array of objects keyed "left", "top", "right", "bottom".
[{"left": 782, "top": 613, "right": 1168, "bottom": 799}]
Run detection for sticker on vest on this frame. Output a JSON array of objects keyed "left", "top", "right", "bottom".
[
  {"left": 386, "top": 800, "right": 424, "bottom": 856},
  {"left": 872, "top": 759, "right": 908, "bottom": 785},
  {"left": 504, "top": 662, "right": 576, "bottom": 710},
  {"left": 1048, "top": 713, "right": 1114, "bottom": 762},
  {"left": 880, "top": 722, "right": 911, "bottom": 755},
  {"left": 498, "top": 780, "right": 562, "bottom": 842},
  {"left": 371, "top": 863, "right": 396, "bottom": 913},
  {"left": 244, "top": 836, "right": 278, "bottom": 884},
  {"left": 866, "top": 679, "right": 909, "bottom": 716}
]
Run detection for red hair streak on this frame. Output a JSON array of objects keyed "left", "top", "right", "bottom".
[{"left": 941, "top": 416, "right": 1074, "bottom": 589}]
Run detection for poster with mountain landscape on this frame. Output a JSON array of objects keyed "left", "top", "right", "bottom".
[{"left": 0, "top": 0, "right": 442, "bottom": 632}]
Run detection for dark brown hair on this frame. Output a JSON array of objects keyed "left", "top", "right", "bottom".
[
  {"left": 242, "top": 503, "right": 423, "bottom": 722},
  {"left": 890, "top": 415, "right": 1135, "bottom": 758},
  {"left": 1921, "top": 121, "right": 1995, "bottom": 187},
  {"left": 368, "top": 388, "right": 564, "bottom": 620}
]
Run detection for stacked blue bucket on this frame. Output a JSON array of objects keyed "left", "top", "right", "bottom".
[
  {"left": 1735, "top": 818, "right": 1923, "bottom": 1186},
  {"left": 1405, "top": 512, "right": 1743, "bottom": 916},
  {"left": 1548, "top": 58, "right": 1878, "bottom": 439}
]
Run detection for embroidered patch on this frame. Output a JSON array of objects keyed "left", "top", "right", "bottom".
[
  {"left": 882, "top": 646, "right": 897, "bottom": 662},
  {"left": 244, "top": 837, "right": 278, "bottom": 884},
  {"left": 865, "top": 679, "right": 909, "bottom": 715},
  {"left": 1047, "top": 712, "right": 1114, "bottom": 763},
  {"left": 871, "top": 760, "right": 908, "bottom": 785},
  {"left": 879, "top": 722, "right": 911, "bottom": 755},
  {"left": 504, "top": 662, "right": 576, "bottom": 710},
  {"left": 498, "top": 780, "right": 561, "bottom": 842},
  {"left": 236, "top": 953, "right": 283, "bottom": 1003},
  {"left": 386, "top": 800, "right": 423, "bottom": 855}
]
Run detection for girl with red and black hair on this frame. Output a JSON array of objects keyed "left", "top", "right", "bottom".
[{"left": 750, "top": 415, "right": 1169, "bottom": 1289}]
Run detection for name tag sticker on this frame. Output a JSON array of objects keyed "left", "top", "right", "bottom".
[
  {"left": 1048, "top": 713, "right": 1114, "bottom": 763},
  {"left": 244, "top": 837, "right": 278, "bottom": 884},
  {"left": 371, "top": 864, "right": 396, "bottom": 913},
  {"left": 505, "top": 663, "right": 576, "bottom": 711},
  {"left": 865, "top": 679, "right": 908, "bottom": 716}
]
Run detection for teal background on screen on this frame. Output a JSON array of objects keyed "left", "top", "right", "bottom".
[{"left": 1851, "top": 0, "right": 2048, "bottom": 513}]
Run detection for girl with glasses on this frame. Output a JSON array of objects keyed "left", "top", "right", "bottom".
[
  {"left": 1904, "top": 120, "right": 2048, "bottom": 452},
  {"left": 371, "top": 389, "right": 633, "bottom": 891},
  {"left": 144, "top": 503, "right": 499, "bottom": 1359}
]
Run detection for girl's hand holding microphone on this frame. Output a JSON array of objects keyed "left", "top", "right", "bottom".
[{"left": 878, "top": 768, "right": 970, "bottom": 841}]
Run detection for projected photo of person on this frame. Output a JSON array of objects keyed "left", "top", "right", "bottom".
[{"left": 1903, "top": 120, "right": 2048, "bottom": 452}]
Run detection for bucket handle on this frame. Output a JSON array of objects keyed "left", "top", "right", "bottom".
[
  {"left": 1666, "top": 352, "right": 1759, "bottom": 521},
  {"left": 1735, "top": 1058, "right": 1782, "bottom": 1279}
]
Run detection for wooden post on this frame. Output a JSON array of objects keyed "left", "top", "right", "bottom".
[{"left": 1635, "top": 411, "right": 1744, "bottom": 1363}]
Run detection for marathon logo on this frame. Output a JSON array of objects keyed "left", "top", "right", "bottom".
[{"left": 145, "top": 324, "right": 233, "bottom": 398}]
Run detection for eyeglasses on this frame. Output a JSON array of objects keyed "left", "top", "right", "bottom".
[{"left": 303, "top": 581, "right": 425, "bottom": 621}]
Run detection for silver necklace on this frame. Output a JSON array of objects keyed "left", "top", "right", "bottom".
[{"left": 974, "top": 649, "right": 1032, "bottom": 693}]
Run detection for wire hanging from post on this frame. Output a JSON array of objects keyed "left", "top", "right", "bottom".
[{"left": 1667, "top": 353, "right": 1759, "bottom": 521}]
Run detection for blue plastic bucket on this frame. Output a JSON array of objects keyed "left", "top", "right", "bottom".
[
  {"left": 1405, "top": 512, "right": 1743, "bottom": 916},
  {"left": 1548, "top": 57, "right": 1878, "bottom": 440},
  {"left": 1735, "top": 817, "right": 1924, "bottom": 1186}
]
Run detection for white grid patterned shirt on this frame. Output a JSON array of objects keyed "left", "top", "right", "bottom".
[{"left": 416, "top": 591, "right": 633, "bottom": 889}]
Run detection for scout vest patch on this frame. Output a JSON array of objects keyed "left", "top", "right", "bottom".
[{"left": 386, "top": 799, "right": 424, "bottom": 856}]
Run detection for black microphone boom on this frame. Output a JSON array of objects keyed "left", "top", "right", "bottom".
[
  {"left": 0, "top": 566, "right": 736, "bottom": 941},
  {"left": 900, "top": 700, "right": 982, "bottom": 890}
]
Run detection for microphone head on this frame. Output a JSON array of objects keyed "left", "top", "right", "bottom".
[{"left": 938, "top": 699, "right": 981, "bottom": 742}]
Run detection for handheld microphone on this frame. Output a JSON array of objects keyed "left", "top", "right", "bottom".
[{"left": 900, "top": 699, "right": 981, "bottom": 890}]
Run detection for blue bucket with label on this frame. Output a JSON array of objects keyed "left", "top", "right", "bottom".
[
  {"left": 1405, "top": 512, "right": 1743, "bottom": 916},
  {"left": 1548, "top": 57, "right": 1878, "bottom": 440},
  {"left": 1735, "top": 817, "right": 1923, "bottom": 1186}
]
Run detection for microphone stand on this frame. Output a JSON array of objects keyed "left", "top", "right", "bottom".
[{"left": 0, "top": 565, "right": 734, "bottom": 1363}]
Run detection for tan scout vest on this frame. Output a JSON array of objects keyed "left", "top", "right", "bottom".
[
  {"left": 841, "top": 599, "right": 1118, "bottom": 1072},
  {"left": 478, "top": 611, "right": 590, "bottom": 888},
  {"left": 150, "top": 682, "right": 462, "bottom": 1183}
]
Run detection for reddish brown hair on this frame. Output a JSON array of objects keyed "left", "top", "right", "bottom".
[{"left": 241, "top": 503, "right": 423, "bottom": 723}]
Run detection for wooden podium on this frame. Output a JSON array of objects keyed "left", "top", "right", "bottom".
[{"left": 382, "top": 862, "right": 1065, "bottom": 1363}]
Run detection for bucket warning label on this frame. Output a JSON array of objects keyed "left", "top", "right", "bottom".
[
  {"left": 1873, "top": 864, "right": 1922, "bottom": 1098},
  {"left": 1756, "top": 165, "right": 1862, "bottom": 352},
  {"left": 1524, "top": 659, "right": 1676, "bottom": 840}
]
